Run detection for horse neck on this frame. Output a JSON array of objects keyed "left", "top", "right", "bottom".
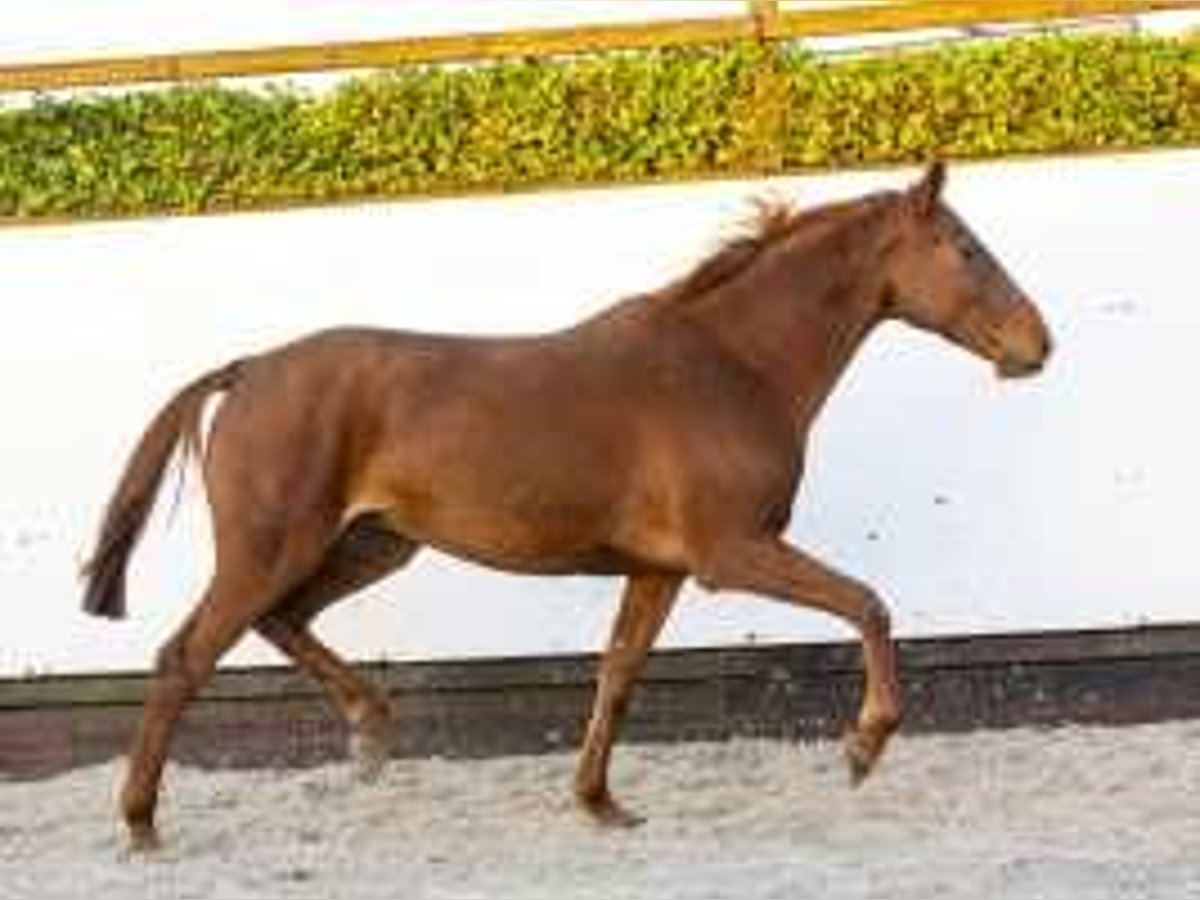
[{"left": 683, "top": 203, "right": 892, "bottom": 432}]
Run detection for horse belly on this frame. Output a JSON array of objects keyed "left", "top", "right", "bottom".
[
  {"left": 381, "top": 494, "right": 622, "bottom": 575},
  {"left": 352, "top": 440, "right": 628, "bottom": 576}
]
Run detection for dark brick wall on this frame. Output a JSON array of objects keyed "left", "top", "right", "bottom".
[{"left": 3, "top": 624, "right": 1199, "bottom": 779}]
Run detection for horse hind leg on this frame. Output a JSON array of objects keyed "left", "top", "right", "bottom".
[
  {"left": 120, "top": 563, "right": 314, "bottom": 852},
  {"left": 255, "top": 514, "right": 419, "bottom": 779}
]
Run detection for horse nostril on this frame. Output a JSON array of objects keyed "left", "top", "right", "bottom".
[{"left": 997, "top": 344, "right": 1047, "bottom": 379}]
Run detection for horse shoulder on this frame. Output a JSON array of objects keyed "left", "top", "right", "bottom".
[{"left": 610, "top": 326, "right": 804, "bottom": 538}]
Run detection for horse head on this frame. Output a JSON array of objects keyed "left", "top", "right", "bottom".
[{"left": 883, "top": 162, "right": 1053, "bottom": 379}]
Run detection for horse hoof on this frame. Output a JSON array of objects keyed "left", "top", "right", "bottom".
[
  {"left": 579, "top": 795, "right": 645, "bottom": 830},
  {"left": 125, "top": 824, "right": 162, "bottom": 856},
  {"left": 842, "top": 728, "right": 878, "bottom": 788},
  {"left": 348, "top": 730, "right": 390, "bottom": 782}
]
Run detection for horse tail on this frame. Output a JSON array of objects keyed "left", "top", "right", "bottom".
[{"left": 81, "top": 359, "right": 243, "bottom": 619}]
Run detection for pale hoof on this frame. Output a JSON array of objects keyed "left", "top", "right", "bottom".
[{"left": 348, "top": 729, "right": 390, "bottom": 782}]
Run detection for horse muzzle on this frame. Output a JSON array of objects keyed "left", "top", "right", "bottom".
[{"left": 995, "top": 299, "right": 1052, "bottom": 379}]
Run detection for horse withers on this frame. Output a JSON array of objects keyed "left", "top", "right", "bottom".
[{"left": 83, "top": 162, "right": 1051, "bottom": 851}]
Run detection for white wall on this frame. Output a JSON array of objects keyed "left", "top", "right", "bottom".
[
  {"left": 1, "top": 3, "right": 1194, "bottom": 72},
  {"left": 1, "top": 150, "right": 1197, "bottom": 676},
  {"left": 0, "top": 2, "right": 746, "bottom": 64}
]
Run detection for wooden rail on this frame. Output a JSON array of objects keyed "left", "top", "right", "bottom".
[{"left": 0, "top": 0, "right": 1194, "bottom": 94}]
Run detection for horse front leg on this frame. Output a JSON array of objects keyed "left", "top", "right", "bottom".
[
  {"left": 575, "top": 573, "right": 682, "bottom": 827},
  {"left": 696, "top": 536, "right": 901, "bottom": 784}
]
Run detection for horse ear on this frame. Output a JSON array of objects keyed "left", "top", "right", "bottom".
[{"left": 908, "top": 160, "right": 946, "bottom": 217}]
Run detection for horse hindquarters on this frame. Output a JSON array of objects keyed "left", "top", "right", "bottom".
[{"left": 119, "top": 350, "right": 379, "bottom": 849}]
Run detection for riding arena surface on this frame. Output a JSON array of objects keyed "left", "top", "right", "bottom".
[{"left": 1, "top": 720, "right": 1197, "bottom": 899}]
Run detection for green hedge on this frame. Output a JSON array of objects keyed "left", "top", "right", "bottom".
[{"left": 0, "top": 35, "right": 1196, "bottom": 219}]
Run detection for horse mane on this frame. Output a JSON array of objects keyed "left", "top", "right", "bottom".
[
  {"left": 664, "top": 193, "right": 887, "bottom": 304},
  {"left": 665, "top": 198, "right": 798, "bottom": 301}
]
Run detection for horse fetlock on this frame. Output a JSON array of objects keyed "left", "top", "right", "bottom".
[
  {"left": 573, "top": 771, "right": 605, "bottom": 806},
  {"left": 349, "top": 695, "right": 391, "bottom": 752},
  {"left": 860, "top": 690, "right": 902, "bottom": 730},
  {"left": 120, "top": 790, "right": 161, "bottom": 854}
]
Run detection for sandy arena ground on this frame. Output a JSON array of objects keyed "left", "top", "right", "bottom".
[{"left": 2, "top": 721, "right": 1199, "bottom": 899}]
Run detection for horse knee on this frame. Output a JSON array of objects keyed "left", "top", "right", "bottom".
[{"left": 858, "top": 588, "right": 892, "bottom": 637}]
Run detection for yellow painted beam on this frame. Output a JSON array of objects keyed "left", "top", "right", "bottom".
[
  {"left": 3, "top": 19, "right": 759, "bottom": 93},
  {"left": 772, "top": 0, "right": 1200, "bottom": 40},
  {"left": 0, "top": 0, "right": 1195, "bottom": 94}
]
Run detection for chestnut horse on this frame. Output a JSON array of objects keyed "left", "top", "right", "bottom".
[{"left": 83, "top": 163, "right": 1051, "bottom": 850}]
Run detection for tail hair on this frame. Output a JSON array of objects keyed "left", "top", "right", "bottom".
[{"left": 81, "top": 360, "right": 241, "bottom": 619}]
